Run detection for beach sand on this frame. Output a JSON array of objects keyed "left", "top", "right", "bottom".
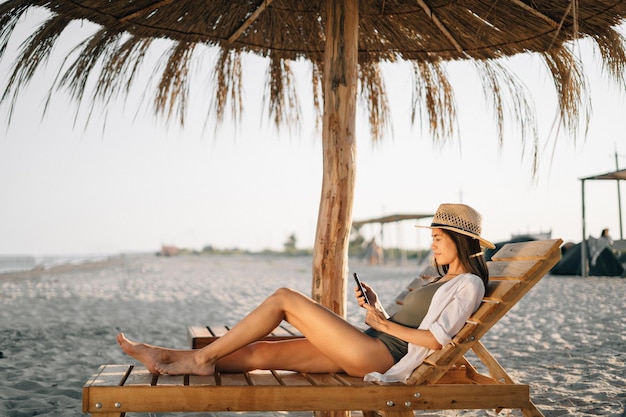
[{"left": 0, "top": 253, "right": 624, "bottom": 417}]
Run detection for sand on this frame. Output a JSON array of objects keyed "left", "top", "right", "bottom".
[{"left": 0, "top": 253, "right": 625, "bottom": 417}]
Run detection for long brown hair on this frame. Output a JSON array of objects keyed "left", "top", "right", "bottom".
[{"left": 434, "top": 229, "right": 489, "bottom": 288}]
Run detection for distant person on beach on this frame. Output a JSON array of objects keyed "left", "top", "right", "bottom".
[
  {"left": 600, "top": 228, "right": 614, "bottom": 246},
  {"left": 117, "top": 203, "right": 495, "bottom": 383},
  {"left": 365, "top": 237, "right": 383, "bottom": 264},
  {"left": 591, "top": 227, "right": 614, "bottom": 266}
]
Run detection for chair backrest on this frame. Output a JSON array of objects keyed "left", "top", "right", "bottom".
[{"left": 399, "top": 239, "right": 562, "bottom": 385}]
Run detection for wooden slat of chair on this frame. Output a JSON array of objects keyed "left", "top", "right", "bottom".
[
  {"left": 82, "top": 364, "right": 131, "bottom": 417},
  {"left": 276, "top": 370, "right": 317, "bottom": 386},
  {"left": 124, "top": 367, "right": 153, "bottom": 386},
  {"left": 189, "top": 323, "right": 304, "bottom": 349},
  {"left": 188, "top": 374, "right": 216, "bottom": 385},
  {"left": 246, "top": 370, "right": 284, "bottom": 386}
]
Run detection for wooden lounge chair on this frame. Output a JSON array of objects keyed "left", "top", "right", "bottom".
[{"left": 83, "top": 238, "right": 562, "bottom": 417}]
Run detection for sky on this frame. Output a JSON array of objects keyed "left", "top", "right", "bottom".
[{"left": 0, "top": 13, "right": 625, "bottom": 256}]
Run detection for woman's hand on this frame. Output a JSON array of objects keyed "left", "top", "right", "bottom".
[
  {"left": 364, "top": 304, "right": 388, "bottom": 331},
  {"left": 354, "top": 281, "right": 378, "bottom": 307}
]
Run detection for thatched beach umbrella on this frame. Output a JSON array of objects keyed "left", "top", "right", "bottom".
[{"left": 2, "top": 1, "right": 626, "bottom": 317}]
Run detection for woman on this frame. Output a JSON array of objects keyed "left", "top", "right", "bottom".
[{"left": 118, "top": 203, "right": 495, "bottom": 383}]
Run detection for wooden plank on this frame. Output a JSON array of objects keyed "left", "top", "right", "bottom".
[
  {"left": 124, "top": 367, "right": 153, "bottom": 386},
  {"left": 83, "top": 384, "right": 531, "bottom": 412},
  {"left": 270, "top": 325, "right": 294, "bottom": 337},
  {"left": 334, "top": 374, "right": 374, "bottom": 386},
  {"left": 190, "top": 323, "right": 305, "bottom": 349},
  {"left": 274, "top": 371, "right": 315, "bottom": 386},
  {"left": 468, "top": 300, "right": 500, "bottom": 323},
  {"left": 433, "top": 366, "right": 471, "bottom": 384},
  {"left": 247, "top": 370, "right": 282, "bottom": 386},
  {"left": 306, "top": 373, "right": 345, "bottom": 386},
  {"left": 82, "top": 365, "right": 131, "bottom": 413},
  {"left": 218, "top": 372, "right": 251, "bottom": 386},
  {"left": 280, "top": 322, "right": 301, "bottom": 336},
  {"left": 84, "top": 365, "right": 131, "bottom": 387},
  {"left": 155, "top": 374, "right": 185, "bottom": 386},
  {"left": 189, "top": 374, "right": 217, "bottom": 386},
  {"left": 484, "top": 279, "right": 521, "bottom": 302},
  {"left": 83, "top": 364, "right": 107, "bottom": 388},
  {"left": 488, "top": 259, "right": 542, "bottom": 280},
  {"left": 188, "top": 325, "right": 212, "bottom": 339},
  {"left": 188, "top": 326, "right": 213, "bottom": 348},
  {"left": 492, "top": 239, "right": 561, "bottom": 261},
  {"left": 208, "top": 325, "right": 229, "bottom": 337},
  {"left": 188, "top": 325, "right": 229, "bottom": 349}
]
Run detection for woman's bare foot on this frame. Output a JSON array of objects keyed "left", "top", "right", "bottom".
[
  {"left": 116, "top": 333, "right": 169, "bottom": 375},
  {"left": 156, "top": 351, "right": 216, "bottom": 376}
]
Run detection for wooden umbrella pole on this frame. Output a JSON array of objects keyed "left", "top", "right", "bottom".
[{"left": 312, "top": 0, "right": 359, "bottom": 319}]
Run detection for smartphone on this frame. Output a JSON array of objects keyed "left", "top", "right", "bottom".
[{"left": 353, "top": 273, "right": 371, "bottom": 305}]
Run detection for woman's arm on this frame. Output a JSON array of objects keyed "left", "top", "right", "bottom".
[{"left": 364, "top": 306, "right": 441, "bottom": 350}]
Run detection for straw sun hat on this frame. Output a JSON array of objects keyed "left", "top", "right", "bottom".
[{"left": 417, "top": 204, "right": 495, "bottom": 249}]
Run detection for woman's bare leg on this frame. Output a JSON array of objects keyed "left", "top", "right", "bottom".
[
  {"left": 117, "top": 333, "right": 201, "bottom": 375},
  {"left": 215, "top": 339, "right": 342, "bottom": 373},
  {"left": 215, "top": 338, "right": 392, "bottom": 376},
  {"left": 155, "top": 288, "right": 393, "bottom": 376}
]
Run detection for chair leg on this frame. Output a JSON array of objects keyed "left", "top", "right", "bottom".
[
  {"left": 471, "top": 341, "right": 515, "bottom": 384},
  {"left": 521, "top": 400, "right": 545, "bottom": 417}
]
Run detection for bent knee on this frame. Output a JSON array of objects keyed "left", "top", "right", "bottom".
[
  {"left": 270, "top": 287, "right": 308, "bottom": 306},
  {"left": 272, "top": 287, "right": 293, "bottom": 297},
  {"left": 271, "top": 287, "right": 302, "bottom": 298}
]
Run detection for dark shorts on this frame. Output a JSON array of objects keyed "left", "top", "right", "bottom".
[{"left": 364, "top": 327, "right": 408, "bottom": 363}]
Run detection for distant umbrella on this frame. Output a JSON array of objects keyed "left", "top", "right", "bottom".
[{"left": 2, "top": 1, "right": 626, "bottom": 316}]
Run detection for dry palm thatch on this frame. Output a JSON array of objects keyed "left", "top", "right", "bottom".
[
  {"left": 2, "top": 0, "right": 626, "bottom": 316},
  {"left": 2, "top": 1, "right": 625, "bottom": 143}
]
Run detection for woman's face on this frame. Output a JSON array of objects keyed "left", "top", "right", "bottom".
[{"left": 431, "top": 228, "right": 459, "bottom": 266}]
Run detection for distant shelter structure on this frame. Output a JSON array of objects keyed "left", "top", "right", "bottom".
[
  {"left": 580, "top": 167, "right": 626, "bottom": 277},
  {"left": 352, "top": 213, "right": 434, "bottom": 264}
]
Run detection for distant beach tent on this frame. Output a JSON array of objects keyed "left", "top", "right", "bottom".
[
  {"left": 551, "top": 241, "right": 624, "bottom": 277},
  {"left": 580, "top": 168, "right": 626, "bottom": 277}
]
